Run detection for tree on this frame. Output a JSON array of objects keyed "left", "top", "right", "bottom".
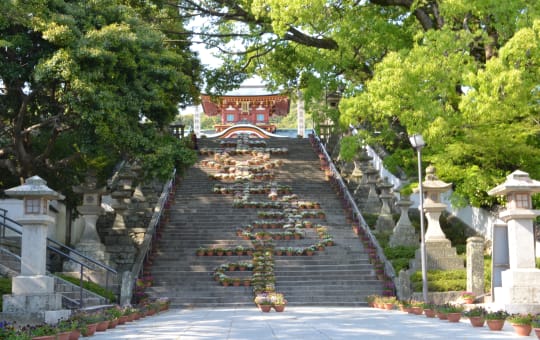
[
  {"left": 0, "top": 0, "right": 201, "bottom": 197},
  {"left": 182, "top": 0, "right": 540, "bottom": 208}
]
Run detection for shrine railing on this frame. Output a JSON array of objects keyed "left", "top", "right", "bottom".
[{"left": 308, "top": 131, "right": 397, "bottom": 295}]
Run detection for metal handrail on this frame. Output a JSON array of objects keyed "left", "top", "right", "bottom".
[
  {"left": 0, "top": 209, "right": 118, "bottom": 307},
  {"left": 310, "top": 131, "right": 397, "bottom": 283},
  {"left": 122, "top": 168, "right": 177, "bottom": 305}
]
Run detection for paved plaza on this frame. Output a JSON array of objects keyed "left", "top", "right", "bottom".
[{"left": 89, "top": 306, "right": 536, "bottom": 339}]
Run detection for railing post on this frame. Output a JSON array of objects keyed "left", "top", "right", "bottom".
[{"left": 79, "top": 265, "right": 84, "bottom": 308}]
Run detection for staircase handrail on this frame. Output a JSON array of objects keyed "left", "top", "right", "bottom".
[
  {"left": 310, "top": 132, "right": 397, "bottom": 282},
  {"left": 122, "top": 168, "right": 176, "bottom": 305},
  {"left": 0, "top": 209, "right": 118, "bottom": 307}
]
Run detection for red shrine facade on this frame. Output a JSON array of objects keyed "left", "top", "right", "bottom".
[{"left": 201, "top": 85, "right": 290, "bottom": 133}]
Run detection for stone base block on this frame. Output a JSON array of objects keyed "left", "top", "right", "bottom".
[
  {"left": 494, "top": 269, "right": 540, "bottom": 305},
  {"left": 2, "top": 292, "right": 63, "bottom": 313},
  {"left": 409, "top": 240, "right": 464, "bottom": 271},
  {"left": 12, "top": 275, "right": 54, "bottom": 295},
  {"left": 0, "top": 310, "right": 71, "bottom": 325},
  {"left": 375, "top": 214, "right": 394, "bottom": 233}
]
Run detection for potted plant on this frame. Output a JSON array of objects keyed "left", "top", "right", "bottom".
[
  {"left": 422, "top": 303, "right": 436, "bottom": 318},
  {"left": 508, "top": 314, "right": 533, "bottom": 336},
  {"left": 270, "top": 292, "right": 287, "bottom": 312},
  {"left": 445, "top": 304, "right": 464, "bottom": 322},
  {"left": 28, "top": 323, "right": 58, "bottom": 340},
  {"left": 485, "top": 310, "right": 509, "bottom": 331},
  {"left": 460, "top": 291, "right": 475, "bottom": 304},
  {"left": 463, "top": 306, "right": 486, "bottom": 327}
]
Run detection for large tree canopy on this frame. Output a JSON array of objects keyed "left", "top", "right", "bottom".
[
  {"left": 0, "top": 0, "right": 201, "bottom": 196},
  {"left": 183, "top": 0, "right": 540, "bottom": 208}
]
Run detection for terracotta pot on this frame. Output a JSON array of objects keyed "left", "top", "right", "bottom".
[
  {"left": 424, "top": 309, "right": 436, "bottom": 318},
  {"left": 85, "top": 323, "right": 97, "bottom": 336},
  {"left": 447, "top": 313, "right": 462, "bottom": 323},
  {"left": 533, "top": 327, "right": 540, "bottom": 339},
  {"left": 32, "top": 336, "right": 55, "bottom": 340},
  {"left": 259, "top": 304, "right": 272, "bottom": 312},
  {"left": 118, "top": 315, "right": 129, "bottom": 324},
  {"left": 273, "top": 305, "right": 285, "bottom": 312},
  {"left": 463, "top": 298, "right": 474, "bottom": 304},
  {"left": 108, "top": 318, "right": 119, "bottom": 329},
  {"left": 384, "top": 303, "right": 394, "bottom": 310},
  {"left": 96, "top": 320, "right": 110, "bottom": 332},
  {"left": 437, "top": 312, "right": 448, "bottom": 320},
  {"left": 469, "top": 316, "right": 485, "bottom": 327},
  {"left": 68, "top": 329, "right": 81, "bottom": 340},
  {"left": 411, "top": 306, "right": 423, "bottom": 315},
  {"left": 511, "top": 324, "right": 532, "bottom": 336},
  {"left": 486, "top": 319, "right": 505, "bottom": 331},
  {"left": 56, "top": 332, "right": 71, "bottom": 340}
]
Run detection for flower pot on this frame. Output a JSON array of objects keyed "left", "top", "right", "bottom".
[
  {"left": 469, "top": 316, "right": 485, "bottom": 327},
  {"left": 424, "top": 309, "right": 436, "bottom": 318},
  {"left": 511, "top": 324, "right": 532, "bottom": 336},
  {"left": 534, "top": 327, "right": 540, "bottom": 339},
  {"left": 118, "top": 315, "right": 129, "bottom": 324},
  {"left": 411, "top": 306, "right": 423, "bottom": 315},
  {"left": 463, "top": 298, "right": 474, "bottom": 304},
  {"left": 96, "top": 320, "right": 110, "bottom": 332},
  {"left": 84, "top": 323, "right": 98, "bottom": 336},
  {"left": 31, "top": 336, "right": 55, "bottom": 340},
  {"left": 486, "top": 319, "right": 505, "bottom": 331},
  {"left": 273, "top": 304, "right": 285, "bottom": 312},
  {"left": 447, "top": 313, "right": 462, "bottom": 323},
  {"left": 68, "top": 329, "right": 81, "bottom": 340},
  {"left": 57, "top": 332, "right": 72, "bottom": 340},
  {"left": 108, "top": 318, "right": 119, "bottom": 329},
  {"left": 436, "top": 312, "right": 448, "bottom": 320},
  {"left": 384, "top": 303, "right": 394, "bottom": 310},
  {"left": 259, "top": 304, "right": 272, "bottom": 312}
]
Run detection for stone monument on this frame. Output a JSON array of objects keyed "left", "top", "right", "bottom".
[
  {"left": 2, "top": 176, "right": 70, "bottom": 323},
  {"left": 410, "top": 166, "right": 463, "bottom": 271},
  {"left": 64, "top": 172, "right": 111, "bottom": 272},
  {"left": 488, "top": 170, "right": 540, "bottom": 313},
  {"left": 375, "top": 180, "right": 395, "bottom": 233}
]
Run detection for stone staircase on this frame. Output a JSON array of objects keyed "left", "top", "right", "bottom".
[{"left": 146, "top": 136, "right": 383, "bottom": 307}]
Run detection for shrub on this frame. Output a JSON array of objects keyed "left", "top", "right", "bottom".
[
  {"left": 57, "top": 274, "right": 116, "bottom": 302},
  {"left": 0, "top": 278, "right": 11, "bottom": 306}
]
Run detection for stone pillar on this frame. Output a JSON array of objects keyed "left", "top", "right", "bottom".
[
  {"left": 297, "top": 89, "right": 305, "bottom": 138},
  {"left": 389, "top": 196, "right": 418, "bottom": 247},
  {"left": 467, "top": 236, "right": 485, "bottom": 299},
  {"left": 488, "top": 170, "right": 540, "bottom": 313},
  {"left": 3, "top": 176, "right": 70, "bottom": 323},
  {"left": 375, "top": 181, "right": 395, "bottom": 233}
]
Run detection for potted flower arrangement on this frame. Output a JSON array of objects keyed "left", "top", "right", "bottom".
[
  {"left": 463, "top": 306, "right": 486, "bottom": 327},
  {"left": 422, "top": 303, "right": 436, "bottom": 318},
  {"left": 269, "top": 292, "right": 287, "bottom": 312},
  {"left": 444, "top": 304, "right": 465, "bottom": 322},
  {"left": 254, "top": 292, "right": 273, "bottom": 312},
  {"left": 507, "top": 313, "right": 533, "bottom": 336},
  {"left": 460, "top": 291, "right": 475, "bottom": 304},
  {"left": 485, "top": 310, "right": 509, "bottom": 331}
]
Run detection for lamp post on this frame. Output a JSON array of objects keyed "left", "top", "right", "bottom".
[{"left": 409, "top": 134, "right": 428, "bottom": 302}]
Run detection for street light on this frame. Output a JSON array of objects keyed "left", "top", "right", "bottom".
[{"left": 409, "top": 134, "right": 428, "bottom": 302}]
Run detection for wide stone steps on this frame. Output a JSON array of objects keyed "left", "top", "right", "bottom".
[{"left": 145, "top": 136, "right": 383, "bottom": 307}]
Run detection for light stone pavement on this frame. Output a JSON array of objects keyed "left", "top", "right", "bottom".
[{"left": 88, "top": 307, "right": 536, "bottom": 340}]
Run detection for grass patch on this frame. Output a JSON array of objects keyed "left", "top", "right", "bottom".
[{"left": 57, "top": 274, "right": 117, "bottom": 302}]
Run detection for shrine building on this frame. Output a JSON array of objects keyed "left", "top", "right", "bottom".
[{"left": 201, "top": 85, "right": 290, "bottom": 133}]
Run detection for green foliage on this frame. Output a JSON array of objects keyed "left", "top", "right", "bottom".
[
  {"left": 0, "top": 0, "right": 201, "bottom": 195},
  {"left": 0, "top": 277, "right": 11, "bottom": 307},
  {"left": 58, "top": 274, "right": 116, "bottom": 303},
  {"left": 383, "top": 245, "right": 417, "bottom": 272},
  {"left": 411, "top": 269, "right": 467, "bottom": 292},
  {"left": 339, "top": 135, "right": 361, "bottom": 162}
]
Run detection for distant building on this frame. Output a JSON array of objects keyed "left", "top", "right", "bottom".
[{"left": 201, "top": 85, "right": 290, "bottom": 133}]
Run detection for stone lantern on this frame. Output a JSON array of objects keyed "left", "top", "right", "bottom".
[
  {"left": 488, "top": 170, "right": 540, "bottom": 311},
  {"left": 3, "top": 176, "right": 70, "bottom": 322},
  {"left": 409, "top": 166, "right": 463, "bottom": 273},
  {"left": 422, "top": 165, "right": 453, "bottom": 241}
]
